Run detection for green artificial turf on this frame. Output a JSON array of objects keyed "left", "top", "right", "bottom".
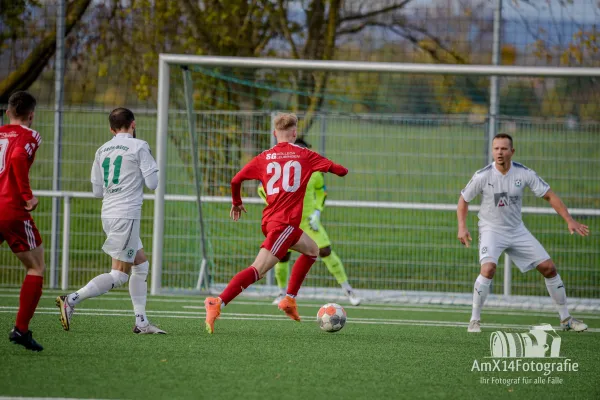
[{"left": 0, "top": 290, "right": 598, "bottom": 399}]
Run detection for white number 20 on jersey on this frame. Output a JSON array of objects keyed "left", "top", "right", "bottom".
[{"left": 266, "top": 161, "right": 301, "bottom": 195}]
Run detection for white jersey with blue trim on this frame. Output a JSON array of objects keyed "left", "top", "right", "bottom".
[
  {"left": 91, "top": 133, "right": 158, "bottom": 219},
  {"left": 461, "top": 161, "right": 550, "bottom": 232}
]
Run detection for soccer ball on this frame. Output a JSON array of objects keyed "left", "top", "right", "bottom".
[{"left": 317, "top": 303, "right": 346, "bottom": 332}]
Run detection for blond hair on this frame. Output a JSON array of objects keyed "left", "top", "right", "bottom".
[{"left": 273, "top": 113, "right": 298, "bottom": 132}]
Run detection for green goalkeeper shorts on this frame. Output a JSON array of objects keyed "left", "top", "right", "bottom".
[{"left": 300, "top": 219, "right": 331, "bottom": 249}]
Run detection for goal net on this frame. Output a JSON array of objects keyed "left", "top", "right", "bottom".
[{"left": 151, "top": 56, "right": 600, "bottom": 305}]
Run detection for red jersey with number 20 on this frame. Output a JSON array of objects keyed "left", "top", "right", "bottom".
[
  {"left": 231, "top": 142, "right": 347, "bottom": 227},
  {"left": 0, "top": 124, "right": 42, "bottom": 220}
]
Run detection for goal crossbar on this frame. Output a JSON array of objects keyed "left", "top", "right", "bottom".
[{"left": 159, "top": 54, "right": 600, "bottom": 77}]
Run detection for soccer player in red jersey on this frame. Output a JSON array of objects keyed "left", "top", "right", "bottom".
[
  {"left": 0, "top": 92, "right": 44, "bottom": 351},
  {"left": 204, "top": 113, "right": 348, "bottom": 333}
]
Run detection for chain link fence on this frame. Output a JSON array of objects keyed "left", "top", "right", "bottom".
[{"left": 1, "top": 108, "right": 597, "bottom": 298}]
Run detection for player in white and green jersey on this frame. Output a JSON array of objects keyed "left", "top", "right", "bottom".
[
  {"left": 458, "top": 133, "right": 589, "bottom": 333},
  {"left": 258, "top": 138, "right": 360, "bottom": 306},
  {"left": 56, "top": 108, "right": 166, "bottom": 334}
]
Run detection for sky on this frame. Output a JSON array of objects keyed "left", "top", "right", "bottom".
[{"left": 407, "top": 0, "right": 600, "bottom": 23}]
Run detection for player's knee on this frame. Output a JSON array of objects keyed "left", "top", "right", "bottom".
[
  {"left": 480, "top": 261, "right": 496, "bottom": 279},
  {"left": 280, "top": 252, "right": 292, "bottom": 263},
  {"left": 319, "top": 246, "right": 332, "bottom": 258},
  {"left": 109, "top": 269, "right": 129, "bottom": 287},
  {"left": 26, "top": 263, "right": 45, "bottom": 276},
  {"left": 33, "top": 263, "right": 45, "bottom": 275},
  {"left": 306, "top": 242, "right": 319, "bottom": 258},
  {"left": 21, "top": 246, "right": 45, "bottom": 274},
  {"left": 28, "top": 257, "right": 45, "bottom": 275},
  {"left": 537, "top": 260, "right": 556, "bottom": 278}
]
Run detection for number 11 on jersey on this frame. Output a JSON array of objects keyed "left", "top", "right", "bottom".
[{"left": 102, "top": 156, "right": 123, "bottom": 186}]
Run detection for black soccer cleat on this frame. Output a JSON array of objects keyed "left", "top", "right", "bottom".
[{"left": 9, "top": 327, "right": 44, "bottom": 352}]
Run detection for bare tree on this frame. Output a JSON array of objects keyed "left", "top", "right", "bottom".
[{"left": 0, "top": 0, "right": 93, "bottom": 103}]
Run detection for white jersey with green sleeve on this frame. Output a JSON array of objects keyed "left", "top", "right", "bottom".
[
  {"left": 461, "top": 161, "right": 550, "bottom": 233},
  {"left": 91, "top": 133, "right": 158, "bottom": 219}
]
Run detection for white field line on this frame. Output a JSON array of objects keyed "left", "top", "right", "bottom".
[
  {"left": 0, "top": 294, "right": 566, "bottom": 317},
  {"left": 1, "top": 291, "right": 598, "bottom": 318},
  {"left": 0, "top": 307, "right": 598, "bottom": 333},
  {"left": 0, "top": 288, "right": 576, "bottom": 311},
  {"left": 181, "top": 304, "right": 600, "bottom": 319},
  {"left": 3, "top": 306, "right": 530, "bottom": 325},
  {"left": 4, "top": 306, "right": 478, "bottom": 323}
]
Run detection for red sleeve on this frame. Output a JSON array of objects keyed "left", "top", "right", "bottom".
[
  {"left": 328, "top": 163, "right": 348, "bottom": 177},
  {"left": 231, "top": 157, "right": 261, "bottom": 206},
  {"left": 306, "top": 149, "right": 347, "bottom": 176},
  {"left": 306, "top": 149, "right": 334, "bottom": 172},
  {"left": 11, "top": 147, "right": 34, "bottom": 202}
]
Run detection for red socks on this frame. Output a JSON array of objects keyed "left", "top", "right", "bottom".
[
  {"left": 16, "top": 274, "right": 43, "bottom": 332},
  {"left": 219, "top": 255, "right": 315, "bottom": 305},
  {"left": 287, "top": 255, "right": 317, "bottom": 297},
  {"left": 219, "top": 266, "right": 259, "bottom": 305}
]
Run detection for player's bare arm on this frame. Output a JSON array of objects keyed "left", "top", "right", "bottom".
[
  {"left": 542, "top": 189, "right": 589, "bottom": 236},
  {"left": 229, "top": 173, "right": 248, "bottom": 220},
  {"left": 24, "top": 196, "right": 38, "bottom": 211},
  {"left": 230, "top": 158, "right": 258, "bottom": 222},
  {"left": 457, "top": 195, "right": 472, "bottom": 247},
  {"left": 230, "top": 204, "right": 247, "bottom": 221}
]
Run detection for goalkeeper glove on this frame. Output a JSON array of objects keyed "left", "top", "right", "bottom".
[
  {"left": 308, "top": 210, "right": 321, "bottom": 231},
  {"left": 257, "top": 185, "right": 267, "bottom": 204}
]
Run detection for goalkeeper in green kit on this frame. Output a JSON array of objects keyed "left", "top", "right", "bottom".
[{"left": 258, "top": 138, "right": 361, "bottom": 306}]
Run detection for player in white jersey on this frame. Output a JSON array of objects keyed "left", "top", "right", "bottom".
[
  {"left": 457, "top": 133, "right": 589, "bottom": 333},
  {"left": 56, "top": 108, "right": 166, "bottom": 334}
]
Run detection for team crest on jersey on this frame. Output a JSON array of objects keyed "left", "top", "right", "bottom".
[
  {"left": 494, "top": 192, "right": 510, "bottom": 207},
  {"left": 127, "top": 248, "right": 135, "bottom": 258},
  {"left": 515, "top": 179, "right": 522, "bottom": 187}
]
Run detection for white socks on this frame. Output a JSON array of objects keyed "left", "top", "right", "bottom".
[
  {"left": 471, "top": 274, "right": 492, "bottom": 321},
  {"left": 341, "top": 281, "right": 353, "bottom": 292},
  {"left": 68, "top": 263, "right": 152, "bottom": 328},
  {"left": 68, "top": 269, "right": 129, "bottom": 305},
  {"left": 130, "top": 261, "right": 149, "bottom": 327},
  {"left": 468, "top": 273, "right": 569, "bottom": 322},
  {"left": 545, "top": 274, "right": 570, "bottom": 321}
]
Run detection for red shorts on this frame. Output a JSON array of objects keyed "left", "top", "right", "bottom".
[
  {"left": 0, "top": 219, "right": 43, "bottom": 253},
  {"left": 261, "top": 222, "right": 303, "bottom": 260}
]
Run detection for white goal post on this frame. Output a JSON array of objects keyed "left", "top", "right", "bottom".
[{"left": 152, "top": 54, "right": 600, "bottom": 297}]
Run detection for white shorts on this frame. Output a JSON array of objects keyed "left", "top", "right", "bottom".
[
  {"left": 101, "top": 218, "right": 143, "bottom": 263},
  {"left": 478, "top": 228, "right": 550, "bottom": 273}
]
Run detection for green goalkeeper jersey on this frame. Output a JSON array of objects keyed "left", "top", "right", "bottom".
[{"left": 258, "top": 171, "right": 327, "bottom": 219}]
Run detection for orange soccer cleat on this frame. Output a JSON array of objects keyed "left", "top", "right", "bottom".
[
  {"left": 278, "top": 296, "right": 301, "bottom": 322},
  {"left": 204, "top": 297, "right": 223, "bottom": 334}
]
